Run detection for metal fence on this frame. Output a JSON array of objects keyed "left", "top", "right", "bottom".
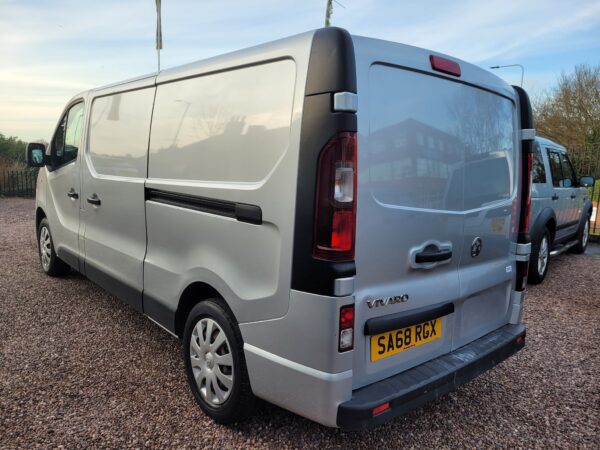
[
  {"left": 0, "top": 170, "right": 37, "bottom": 197},
  {"left": 570, "top": 145, "right": 600, "bottom": 237}
]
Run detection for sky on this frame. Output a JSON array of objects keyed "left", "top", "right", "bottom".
[{"left": 1, "top": 0, "right": 599, "bottom": 142}]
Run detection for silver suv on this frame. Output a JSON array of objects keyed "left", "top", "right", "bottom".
[{"left": 528, "top": 137, "right": 595, "bottom": 283}]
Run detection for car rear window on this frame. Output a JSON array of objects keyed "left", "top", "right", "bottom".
[{"left": 368, "top": 64, "right": 516, "bottom": 211}]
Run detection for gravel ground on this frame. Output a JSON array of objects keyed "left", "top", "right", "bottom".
[{"left": 1, "top": 197, "right": 599, "bottom": 449}]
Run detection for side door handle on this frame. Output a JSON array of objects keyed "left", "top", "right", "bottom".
[
  {"left": 570, "top": 193, "right": 577, "bottom": 199},
  {"left": 87, "top": 193, "right": 101, "bottom": 206},
  {"left": 415, "top": 248, "right": 452, "bottom": 263},
  {"left": 552, "top": 194, "right": 559, "bottom": 201},
  {"left": 67, "top": 188, "right": 79, "bottom": 199}
]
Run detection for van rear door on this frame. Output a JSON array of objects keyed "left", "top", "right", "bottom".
[{"left": 353, "top": 55, "right": 518, "bottom": 388}]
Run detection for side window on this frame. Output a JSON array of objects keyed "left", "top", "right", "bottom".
[
  {"left": 52, "top": 102, "right": 84, "bottom": 167},
  {"left": 547, "top": 150, "right": 562, "bottom": 188},
  {"left": 532, "top": 144, "right": 546, "bottom": 184},
  {"left": 88, "top": 88, "right": 155, "bottom": 178},
  {"left": 559, "top": 153, "right": 576, "bottom": 188}
]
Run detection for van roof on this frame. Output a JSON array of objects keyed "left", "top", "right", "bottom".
[
  {"left": 73, "top": 27, "right": 514, "bottom": 102},
  {"left": 350, "top": 34, "right": 515, "bottom": 100}
]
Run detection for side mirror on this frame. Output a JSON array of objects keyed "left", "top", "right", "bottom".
[
  {"left": 580, "top": 176, "right": 595, "bottom": 188},
  {"left": 26, "top": 142, "right": 47, "bottom": 168}
]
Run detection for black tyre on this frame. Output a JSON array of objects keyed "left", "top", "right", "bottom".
[
  {"left": 570, "top": 215, "right": 590, "bottom": 254},
  {"left": 528, "top": 228, "right": 551, "bottom": 284},
  {"left": 183, "top": 300, "right": 256, "bottom": 424},
  {"left": 37, "top": 218, "right": 70, "bottom": 277}
]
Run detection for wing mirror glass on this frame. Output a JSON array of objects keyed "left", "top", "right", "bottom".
[
  {"left": 26, "top": 142, "right": 48, "bottom": 168},
  {"left": 580, "top": 176, "right": 595, "bottom": 188}
]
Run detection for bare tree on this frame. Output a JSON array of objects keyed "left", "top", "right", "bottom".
[{"left": 533, "top": 64, "right": 600, "bottom": 149}]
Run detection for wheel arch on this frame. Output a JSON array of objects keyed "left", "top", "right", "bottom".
[
  {"left": 174, "top": 282, "right": 238, "bottom": 338},
  {"left": 531, "top": 207, "right": 556, "bottom": 244},
  {"left": 576, "top": 199, "right": 593, "bottom": 232},
  {"left": 35, "top": 207, "right": 47, "bottom": 235}
]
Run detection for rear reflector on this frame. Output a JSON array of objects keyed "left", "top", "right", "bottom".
[
  {"left": 372, "top": 402, "right": 390, "bottom": 416},
  {"left": 339, "top": 305, "right": 355, "bottom": 352},
  {"left": 430, "top": 55, "right": 461, "bottom": 77}
]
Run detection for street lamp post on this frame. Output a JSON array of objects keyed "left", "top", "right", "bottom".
[{"left": 490, "top": 64, "right": 525, "bottom": 87}]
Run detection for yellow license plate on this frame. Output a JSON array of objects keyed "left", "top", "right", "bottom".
[{"left": 370, "top": 318, "right": 442, "bottom": 362}]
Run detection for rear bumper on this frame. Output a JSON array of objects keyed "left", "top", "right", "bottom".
[{"left": 337, "top": 323, "right": 526, "bottom": 430}]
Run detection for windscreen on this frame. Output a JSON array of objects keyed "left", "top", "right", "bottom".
[{"left": 368, "top": 64, "right": 516, "bottom": 211}]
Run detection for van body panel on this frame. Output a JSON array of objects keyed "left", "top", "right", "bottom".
[
  {"left": 143, "top": 34, "right": 313, "bottom": 326},
  {"left": 239, "top": 290, "right": 354, "bottom": 374},
  {"left": 45, "top": 159, "right": 83, "bottom": 268},
  {"left": 42, "top": 95, "right": 88, "bottom": 272},
  {"left": 81, "top": 87, "right": 156, "bottom": 311}
]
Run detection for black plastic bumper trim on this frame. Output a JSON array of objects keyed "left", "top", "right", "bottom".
[
  {"left": 364, "top": 302, "right": 455, "bottom": 336},
  {"left": 337, "top": 323, "right": 526, "bottom": 430},
  {"left": 145, "top": 188, "right": 262, "bottom": 225}
]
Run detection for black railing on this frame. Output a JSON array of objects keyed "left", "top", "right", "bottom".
[
  {"left": 0, "top": 170, "right": 38, "bottom": 197},
  {"left": 570, "top": 145, "right": 600, "bottom": 238}
]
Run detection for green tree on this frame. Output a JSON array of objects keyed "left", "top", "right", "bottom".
[{"left": 0, "top": 133, "right": 27, "bottom": 163}]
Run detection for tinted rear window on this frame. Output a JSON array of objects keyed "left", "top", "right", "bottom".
[{"left": 368, "top": 64, "right": 516, "bottom": 211}]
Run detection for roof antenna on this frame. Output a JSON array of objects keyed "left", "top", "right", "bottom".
[
  {"left": 155, "top": 0, "right": 163, "bottom": 72},
  {"left": 325, "top": 0, "right": 345, "bottom": 27}
]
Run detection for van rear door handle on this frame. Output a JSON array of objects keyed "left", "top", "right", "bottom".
[
  {"left": 67, "top": 188, "right": 79, "bottom": 199},
  {"left": 415, "top": 248, "right": 452, "bottom": 263},
  {"left": 87, "top": 194, "right": 101, "bottom": 206},
  {"left": 552, "top": 194, "right": 559, "bottom": 201},
  {"left": 570, "top": 194, "right": 577, "bottom": 199}
]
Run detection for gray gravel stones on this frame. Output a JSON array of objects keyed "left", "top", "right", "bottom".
[{"left": 1, "top": 197, "right": 599, "bottom": 448}]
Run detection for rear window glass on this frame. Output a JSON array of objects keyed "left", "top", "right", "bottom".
[
  {"left": 368, "top": 64, "right": 516, "bottom": 211},
  {"left": 532, "top": 144, "right": 546, "bottom": 184}
]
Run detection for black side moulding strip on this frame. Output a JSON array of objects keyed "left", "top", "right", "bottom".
[{"left": 145, "top": 188, "right": 262, "bottom": 225}]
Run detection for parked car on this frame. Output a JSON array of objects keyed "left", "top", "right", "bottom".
[
  {"left": 27, "top": 27, "right": 533, "bottom": 429},
  {"left": 528, "top": 137, "right": 595, "bottom": 284}
]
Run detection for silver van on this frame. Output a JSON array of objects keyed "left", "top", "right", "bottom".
[{"left": 27, "top": 27, "right": 533, "bottom": 429}]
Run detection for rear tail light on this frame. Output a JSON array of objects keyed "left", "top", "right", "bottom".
[
  {"left": 516, "top": 143, "right": 534, "bottom": 292},
  {"left": 313, "top": 132, "right": 357, "bottom": 261},
  {"left": 338, "top": 305, "right": 354, "bottom": 352},
  {"left": 430, "top": 55, "right": 461, "bottom": 77},
  {"left": 519, "top": 151, "right": 534, "bottom": 235}
]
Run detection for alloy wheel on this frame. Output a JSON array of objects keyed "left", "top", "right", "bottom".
[{"left": 538, "top": 236, "right": 549, "bottom": 276}]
